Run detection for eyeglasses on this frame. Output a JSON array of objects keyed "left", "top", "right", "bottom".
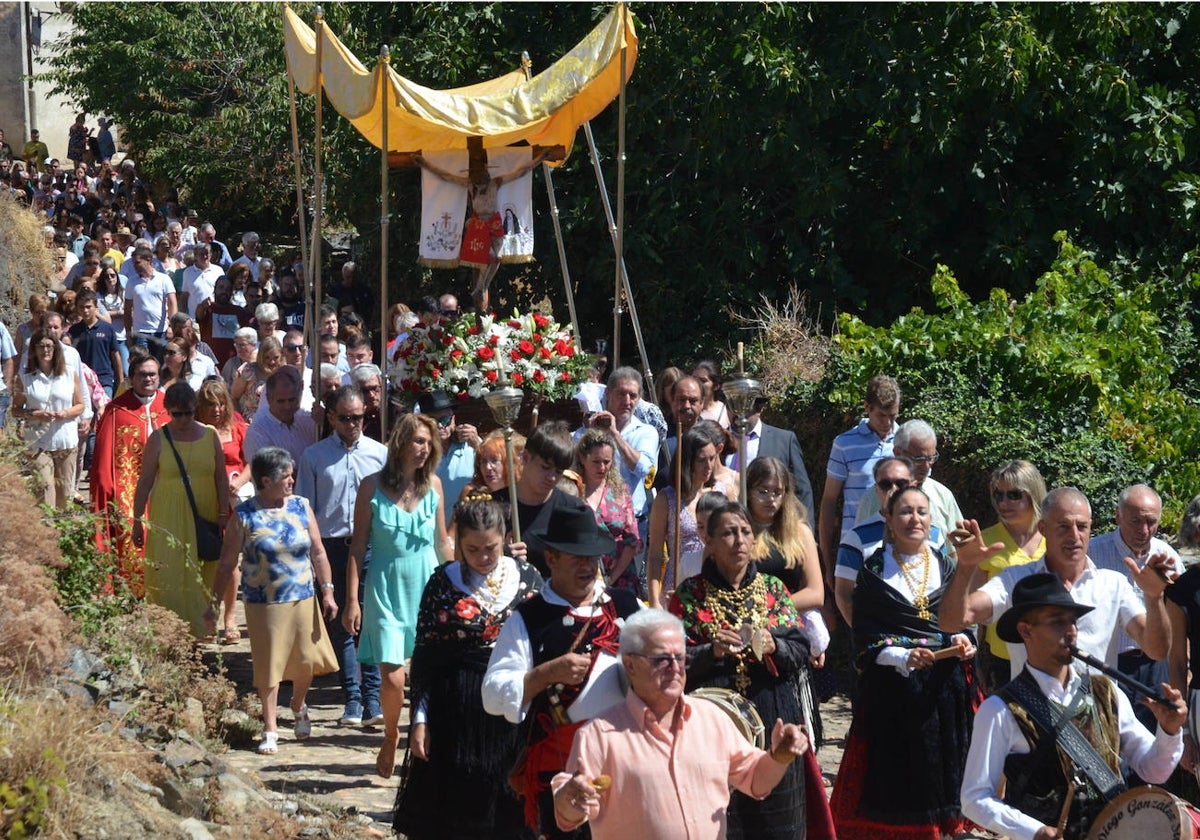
[
  {"left": 336, "top": 413, "right": 365, "bottom": 424},
  {"left": 993, "top": 489, "right": 1026, "bottom": 503},
  {"left": 877, "top": 478, "right": 910, "bottom": 492},
  {"left": 284, "top": 344, "right": 304, "bottom": 352},
  {"left": 169, "top": 410, "right": 194, "bottom": 418},
  {"left": 630, "top": 653, "right": 686, "bottom": 672},
  {"left": 435, "top": 414, "right": 453, "bottom": 427},
  {"left": 753, "top": 487, "right": 784, "bottom": 501},
  {"left": 908, "top": 453, "right": 939, "bottom": 465}
]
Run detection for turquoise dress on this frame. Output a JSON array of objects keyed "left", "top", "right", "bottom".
[{"left": 358, "top": 485, "right": 440, "bottom": 666}]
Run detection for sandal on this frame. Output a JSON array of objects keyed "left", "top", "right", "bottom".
[
  {"left": 257, "top": 731, "right": 279, "bottom": 755},
  {"left": 293, "top": 705, "right": 311, "bottom": 740},
  {"left": 221, "top": 627, "right": 241, "bottom": 645}
]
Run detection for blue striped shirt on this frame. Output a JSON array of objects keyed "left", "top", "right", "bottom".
[{"left": 825, "top": 418, "right": 896, "bottom": 538}]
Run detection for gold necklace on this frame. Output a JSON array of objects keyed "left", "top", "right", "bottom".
[
  {"left": 896, "top": 545, "right": 932, "bottom": 620},
  {"left": 705, "top": 574, "right": 768, "bottom": 695},
  {"left": 470, "top": 559, "right": 508, "bottom": 610}
]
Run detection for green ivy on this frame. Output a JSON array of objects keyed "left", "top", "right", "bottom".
[{"left": 774, "top": 233, "right": 1199, "bottom": 531}]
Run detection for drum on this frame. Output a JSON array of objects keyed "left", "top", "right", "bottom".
[
  {"left": 691, "top": 687, "right": 765, "bottom": 749},
  {"left": 1086, "top": 786, "right": 1200, "bottom": 840}
]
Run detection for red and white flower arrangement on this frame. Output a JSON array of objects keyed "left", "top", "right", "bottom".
[{"left": 389, "top": 310, "right": 593, "bottom": 402}]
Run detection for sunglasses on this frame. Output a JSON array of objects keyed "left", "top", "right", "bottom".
[
  {"left": 284, "top": 344, "right": 304, "bottom": 352},
  {"left": 876, "top": 478, "right": 910, "bottom": 492},
  {"left": 993, "top": 489, "right": 1026, "bottom": 503},
  {"left": 170, "top": 410, "right": 194, "bottom": 418},
  {"left": 435, "top": 414, "right": 453, "bottom": 427},
  {"left": 336, "top": 413, "right": 365, "bottom": 424},
  {"left": 629, "top": 653, "right": 686, "bottom": 672}
]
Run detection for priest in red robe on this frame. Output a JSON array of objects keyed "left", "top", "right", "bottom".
[{"left": 90, "top": 352, "right": 168, "bottom": 597}]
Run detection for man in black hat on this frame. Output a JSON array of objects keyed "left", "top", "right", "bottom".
[
  {"left": 961, "top": 573, "right": 1185, "bottom": 840},
  {"left": 418, "top": 389, "right": 481, "bottom": 527},
  {"left": 483, "top": 501, "right": 642, "bottom": 839}
]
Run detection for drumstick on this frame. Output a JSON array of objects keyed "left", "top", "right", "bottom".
[
  {"left": 932, "top": 646, "right": 963, "bottom": 661},
  {"left": 1057, "top": 777, "right": 1076, "bottom": 833}
]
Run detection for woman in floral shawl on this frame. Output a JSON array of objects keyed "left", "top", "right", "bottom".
[
  {"left": 830, "top": 487, "right": 981, "bottom": 840},
  {"left": 669, "top": 500, "right": 833, "bottom": 840},
  {"left": 394, "top": 500, "right": 542, "bottom": 840}
]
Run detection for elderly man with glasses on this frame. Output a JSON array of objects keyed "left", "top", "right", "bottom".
[
  {"left": 551, "top": 609, "right": 809, "bottom": 840},
  {"left": 853, "top": 418, "right": 964, "bottom": 555}
]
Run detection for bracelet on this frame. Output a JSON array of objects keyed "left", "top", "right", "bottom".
[{"left": 319, "top": 582, "right": 334, "bottom": 591}]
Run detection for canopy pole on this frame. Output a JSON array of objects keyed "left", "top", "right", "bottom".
[
  {"left": 283, "top": 3, "right": 316, "bottom": 399},
  {"left": 612, "top": 7, "right": 628, "bottom": 369},
  {"left": 521, "top": 51, "right": 580, "bottom": 343},
  {"left": 582, "top": 123, "right": 655, "bottom": 403},
  {"left": 379, "top": 45, "right": 391, "bottom": 438},
  {"left": 309, "top": 6, "right": 325, "bottom": 379}
]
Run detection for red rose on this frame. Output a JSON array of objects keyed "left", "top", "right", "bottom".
[
  {"left": 485, "top": 370, "right": 499, "bottom": 383},
  {"left": 519, "top": 340, "right": 535, "bottom": 355},
  {"left": 450, "top": 349, "right": 463, "bottom": 361},
  {"left": 457, "top": 392, "right": 470, "bottom": 401},
  {"left": 539, "top": 347, "right": 552, "bottom": 360},
  {"left": 509, "top": 349, "right": 523, "bottom": 362},
  {"left": 508, "top": 319, "right": 522, "bottom": 329},
  {"left": 560, "top": 372, "right": 571, "bottom": 383},
  {"left": 442, "top": 334, "right": 454, "bottom": 346},
  {"left": 532, "top": 333, "right": 542, "bottom": 343},
  {"left": 512, "top": 372, "right": 524, "bottom": 386},
  {"left": 431, "top": 368, "right": 441, "bottom": 378},
  {"left": 478, "top": 345, "right": 495, "bottom": 360},
  {"left": 488, "top": 334, "right": 500, "bottom": 347},
  {"left": 533, "top": 313, "right": 549, "bottom": 329},
  {"left": 532, "top": 369, "right": 545, "bottom": 383},
  {"left": 455, "top": 598, "right": 480, "bottom": 620},
  {"left": 467, "top": 325, "right": 481, "bottom": 336}
]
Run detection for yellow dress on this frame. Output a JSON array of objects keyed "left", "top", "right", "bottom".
[{"left": 145, "top": 426, "right": 221, "bottom": 636}]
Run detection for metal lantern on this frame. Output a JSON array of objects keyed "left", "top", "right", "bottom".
[
  {"left": 723, "top": 375, "right": 763, "bottom": 502},
  {"left": 484, "top": 384, "right": 526, "bottom": 541}
]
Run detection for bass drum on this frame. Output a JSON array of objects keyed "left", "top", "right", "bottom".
[
  {"left": 691, "top": 687, "right": 766, "bottom": 750},
  {"left": 1086, "top": 786, "right": 1200, "bottom": 840}
]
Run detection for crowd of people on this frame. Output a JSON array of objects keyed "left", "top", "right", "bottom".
[{"left": 6, "top": 132, "right": 1200, "bottom": 840}]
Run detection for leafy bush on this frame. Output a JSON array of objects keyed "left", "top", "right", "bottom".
[{"left": 762, "top": 233, "right": 1200, "bottom": 531}]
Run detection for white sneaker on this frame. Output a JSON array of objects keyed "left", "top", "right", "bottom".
[{"left": 293, "top": 705, "right": 311, "bottom": 740}]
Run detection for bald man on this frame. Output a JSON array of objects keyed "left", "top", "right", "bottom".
[{"left": 939, "top": 486, "right": 1172, "bottom": 682}]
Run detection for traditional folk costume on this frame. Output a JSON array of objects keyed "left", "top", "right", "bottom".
[
  {"left": 512, "top": 585, "right": 641, "bottom": 839},
  {"left": 90, "top": 389, "right": 168, "bottom": 597},
  {"left": 830, "top": 545, "right": 981, "bottom": 840},
  {"left": 671, "top": 561, "right": 836, "bottom": 840},
  {"left": 394, "top": 558, "right": 543, "bottom": 840}
]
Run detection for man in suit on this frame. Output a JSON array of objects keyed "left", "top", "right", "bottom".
[{"left": 727, "top": 396, "right": 814, "bottom": 527}]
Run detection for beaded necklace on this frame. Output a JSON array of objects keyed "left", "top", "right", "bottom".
[
  {"left": 896, "top": 545, "right": 932, "bottom": 620},
  {"left": 467, "top": 557, "right": 509, "bottom": 612},
  {"left": 705, "top": 573, "right": 768, "bottom": 694}
]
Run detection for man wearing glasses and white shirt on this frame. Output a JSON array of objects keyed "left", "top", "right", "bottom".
[{"left": 854, "top": 419, "right": 963, "bottom": 555}]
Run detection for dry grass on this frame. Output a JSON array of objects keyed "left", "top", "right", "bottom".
[
  {"left": 0, "top": 191, "right": 55, "bottom": 328},
  {"left": 0, "top": 440, "right": 73, "bottom": 685},
  {"left": 732, "top": 286, "right": 832, "bottom": 395},
  {"left": 91, "top": 604, "right": 237, "bottom": 738},
  {"left": 0, "top": 683, "right": 156, "bottom": 837}
]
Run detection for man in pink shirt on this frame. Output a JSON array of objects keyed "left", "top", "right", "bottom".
[{"left": 552, "top": 610, "right": 809, "bottom": 840}]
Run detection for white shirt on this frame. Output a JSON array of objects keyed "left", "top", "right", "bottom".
[
  {"left": 725, "top": 419, "right": 762, "bottom": 470},
  {"left": 981, "top": 558, "right": 1144, "bottom": 679},
  {"left": 125, "top": 270, "right": 175, "bottom": 333},
  {"left": 961, "top": 664, "right": 1182, "bottom": 840},
  {"left": 242, "top": 408, "right": 317, "bottom": 465},
  {"left": 232, "top": 254, "right": 261, "bottom": 281},
  {"left": 180, "top": 263, "right": 223, "bottom": 318},
  {"left": 483, "top": 580, "right": 629, "bottom": 724},
  {"left": 1088, "top": 530, "right": 1181, "bottom": 653}
]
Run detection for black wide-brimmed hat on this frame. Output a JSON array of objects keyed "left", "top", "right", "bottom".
[
  {"left": 996, "top": 572, "right": 1094, "bottom": 643},
  {"left": 417, "top": 389, "right": 454, "bottom": 414},
  {"left": 527, "top": 501, "right": 616, "bottom": 558}
]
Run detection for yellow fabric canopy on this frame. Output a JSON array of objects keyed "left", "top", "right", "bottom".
[{"left": 283, "top": 4, "right": 636, "bottom": 159}]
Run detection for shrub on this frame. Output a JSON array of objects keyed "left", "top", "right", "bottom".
[{"left": 757, "top": 233, "right": 1200, "bottom": 531}]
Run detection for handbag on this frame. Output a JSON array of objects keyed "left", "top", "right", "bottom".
[{"left": 162, "top": 427, "right": 223, "bottom": 562}]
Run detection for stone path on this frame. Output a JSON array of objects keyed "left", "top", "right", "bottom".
[
  {"left": 204, "top": 602, "right": 862, "bottom": 837},
  {"left": 203, "top": 604, "right": 402, "bottom": 834}
]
